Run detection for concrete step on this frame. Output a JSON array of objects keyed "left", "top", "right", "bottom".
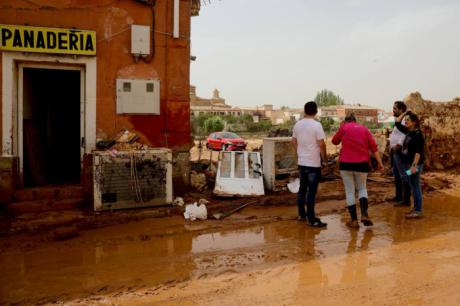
[
  {"left": 7, "top": 198, "right": 86, "bottom": 215},
  {"left": 13, "top": 185, "right": 84, "bottom": 202}
]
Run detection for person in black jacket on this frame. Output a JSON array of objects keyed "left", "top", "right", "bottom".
[{"left": 394, "top": 111, "right": 425, "bottom": 219}]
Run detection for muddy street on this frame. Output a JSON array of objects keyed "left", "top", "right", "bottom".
[{"left": 1, "top": 191, "right": 460, "bottom": 305}]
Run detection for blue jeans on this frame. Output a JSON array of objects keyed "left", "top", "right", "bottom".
[
  {"left": 297, "top": 166, "right": 321, "bottom": 221},
  {"left": 392, "top": 152, "right": 411, "bottom": 203},
  {"left": 339, "top": 170, "right": 368, "bottom": 206},
  {"left": 403, "top": 165, "right": 423, "bottom": 212}
]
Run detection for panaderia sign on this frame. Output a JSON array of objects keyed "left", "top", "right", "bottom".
[{"left": 0, "top": 24, "right": 96, "bottom": 55}]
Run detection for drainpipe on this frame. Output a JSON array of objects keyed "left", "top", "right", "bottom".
[{"left": 173, "top": 0, "right": 179, "bottom": 38}]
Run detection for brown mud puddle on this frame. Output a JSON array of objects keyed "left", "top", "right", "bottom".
[{"left": 1, "top": 194, "right": 460, "bottom": 305}]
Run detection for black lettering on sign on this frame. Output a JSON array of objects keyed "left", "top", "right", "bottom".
[
  {"left": 23, "top": 30, "right": 34, "bottom": 48},
  {"left": 85, "top": 34, "right": 94, "bottom": 51},
  {"left": 1, "top": 28, "right": 12, "bottom": 46},
  {"left": 12, "top": 29, "right": 22, "bottom": 47},
  {"left": 36, "top": 31, "right": 45, "bottom": 48},
  {"left": 46, "top": 31, "right": 56, "bottom": 48},
  {"left": 69, "top": 33, "right": 78, "bottom": 50},
  {"left": 79, "top": 33, "right": 84, "bottom": 50},
  {"left": 58, "top": 32, "right": 67, "bottom": 49}
]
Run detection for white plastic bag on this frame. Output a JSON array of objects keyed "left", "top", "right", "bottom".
[
  {"left": 287, "top": 178, "right": 300, "bottom": 193},
  {"left": 183, "top": 202, "right": 208, "bottom": 221}
]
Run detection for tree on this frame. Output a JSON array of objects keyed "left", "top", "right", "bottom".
[
  {"left": 191, "top": 113, "right": 212, "bottom": 136},
  {"left": 203, "top": 116, "right": 224, "bottom": 134},
  {"left": 314, "top": 89, "right": 344, "bottom": 107},
  {"left": 320, "top": 117, "right": 336, "bottom": 132}
]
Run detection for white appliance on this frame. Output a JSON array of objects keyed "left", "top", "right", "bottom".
[
  {"left": 263, "top": 137, "right": 298, "bottom": 191},
  {"left": 214, "top": 151, "right": 264, "bottom": 197},
  {"left": 93, "top": 149, "right": 173, "bottom": 211}
]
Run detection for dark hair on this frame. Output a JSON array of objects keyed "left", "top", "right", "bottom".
[
  {"left": 304, "top": 101, "right": 318, "bottom": 115},
  {"left": 394, "top": 101, "right": 407, "bottom": 112},
  {"left": 405, "top": 111, "right": 420, "bottom": 128},
  {"left": 344, "top": 113, "right": 356, "bottom": 123}
]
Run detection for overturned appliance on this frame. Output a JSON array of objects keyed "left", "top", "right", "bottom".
[
  {"left": 93, "top": 149, "right": 173, "bottom": 211},
  {"left": 263, "top": 137, "right": 298, "bottom": 191},
  {"left": 214, "top": 151, "right": 264, "bottom": 197}
]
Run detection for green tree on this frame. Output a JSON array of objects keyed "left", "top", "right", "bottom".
[
  {"left": 320, "top": 117, "right": 335, "bottom": 132},
  {"left": 314, "top": 89, "right": 344, "bottom": 107},
  {"left": 203, "top": 116, "right": 224, "bottom": 134},
  {"left": 238, "top": 114, "right": 254, "bottom": 124},
  {"left": 222, "top": 114, "right": 238, "bottom": 124},
  {"left": 191, "top": 113, "right": 212, "bottom": 136}
]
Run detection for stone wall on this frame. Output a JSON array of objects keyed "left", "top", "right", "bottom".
[{"left": 404, "top": 92, "right": 460, "bottom": 170}]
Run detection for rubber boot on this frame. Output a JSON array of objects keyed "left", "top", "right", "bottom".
[
  {"left": 346, "top": 205, "right": 359, "bottom": 228},
  {"left": 359, "top": 197, "right": 373, "bottom": 226}
]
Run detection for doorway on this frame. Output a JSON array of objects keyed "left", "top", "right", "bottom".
[{"left": 21, "top": 67, "right": 82, "bottom": 187}]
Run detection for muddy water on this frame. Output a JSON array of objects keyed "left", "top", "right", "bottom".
[{"left": 1, "top": 194, "right": 460, "bottom": 304}]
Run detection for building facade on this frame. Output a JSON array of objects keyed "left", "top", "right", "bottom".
[
  {"left": 320, "top": 104, "right": 379, "bottom": 124},
  {"left": 190, "top": 86, "right": 242, "bottom": 116},
  {"left": 190, "top": 86, "right": 303, "bottom": 124},
  {"left": 0, "top": 0, "right": 199, "bottom": 202}
]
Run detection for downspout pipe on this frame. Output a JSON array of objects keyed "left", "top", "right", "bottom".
[{"left": 173, "top": 0, "right": 179, "bottom": 38}]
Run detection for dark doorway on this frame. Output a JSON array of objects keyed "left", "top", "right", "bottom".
[{"left": 22, "top": 68, "right": 81, "bottom": 187}]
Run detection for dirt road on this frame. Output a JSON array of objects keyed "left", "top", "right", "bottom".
[{"left": 2, "top": 188, "right": 460, "bottom": 305}]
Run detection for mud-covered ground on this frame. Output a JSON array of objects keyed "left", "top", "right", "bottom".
[{"left": 1, "top": 173, "right": 460, "bottom": 305}]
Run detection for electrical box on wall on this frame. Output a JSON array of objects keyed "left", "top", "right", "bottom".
[
  {"left": 116, "top": 79, "right": 160, "bottom": 114},
  {"left": 131, "top": 24, "right": 150, "bottom": 55}
]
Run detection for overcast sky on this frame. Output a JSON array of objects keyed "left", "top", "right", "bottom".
[{"left": 190, "top": 0, "right": 460, "bottom": 111}]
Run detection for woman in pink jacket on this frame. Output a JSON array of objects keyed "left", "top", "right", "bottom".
[{"left": 332, "top": 113, "right": 384, "bottom": 228}]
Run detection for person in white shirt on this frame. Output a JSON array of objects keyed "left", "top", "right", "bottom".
[
  {"left": 292, "top": 101, "right": 328, "bottom": 227},
  {"left": 390, "top": 101, "right": 411, "bottom": 206}
]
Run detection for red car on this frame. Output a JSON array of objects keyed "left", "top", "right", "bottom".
[{"left": 206, "top": 132, "right": 247, "bottom": 151}]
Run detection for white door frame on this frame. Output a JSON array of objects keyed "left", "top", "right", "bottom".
[
  {"left": 18, "top": 64, "right": 85, "bottom": 184},
  {"left": 2, "top": 52, "right": 97, "bottom": 185}
]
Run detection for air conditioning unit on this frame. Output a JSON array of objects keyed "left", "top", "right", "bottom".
[
  {"left": 93, "top": 149, "right": 172, "bottom": 211},
  {"left": 263, "top": 137, "right": 298, "bottom": 191}
]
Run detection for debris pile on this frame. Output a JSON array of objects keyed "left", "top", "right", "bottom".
[
  {"left": 405, "top": 92, "right": 460, "bottom": 170},
  {"left": 189, "top": 159, "right": 217, "bottom": 192},
  {"left": 190, "top": 171, "right": 208, "bottom": 192},
  {"left": 96, "top": 129, "right": 148, "bottom": 153}
]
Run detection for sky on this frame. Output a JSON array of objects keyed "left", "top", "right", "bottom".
[{"left": 190, "top": 0, "right": 460, "bottom": 111}]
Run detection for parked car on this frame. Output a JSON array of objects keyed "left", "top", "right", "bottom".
[{"left": 206, "top": 132, "right": 247, "bottom": 151}]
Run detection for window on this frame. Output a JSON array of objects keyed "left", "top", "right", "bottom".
[
  {"left": 146, "top": 83, "right": 154, "bottom": 92},
  {"left": 123, "top": 82, "right": 131, "bottom": 92}
]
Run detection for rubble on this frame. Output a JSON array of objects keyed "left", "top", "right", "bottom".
[
  {"left": 405, "top": 92, "right": 460, "bottom": 170},
  {"left": 96, "top": 129, "right": 149, "bottom": 153},
  {"left": 190, "top": 171, "right": 208, "bottom": 191}
]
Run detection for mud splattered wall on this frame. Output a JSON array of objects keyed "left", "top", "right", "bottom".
[
  {"left": 405, "top": 92, "right": 460, "bottom": 170},
  {"left": 0, "top": 0, "right": 193, "bottom": 152}
]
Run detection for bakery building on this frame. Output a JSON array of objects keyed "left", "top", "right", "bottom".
[{"left": 0, "top": 0, "right": 201, "bottom": 208}]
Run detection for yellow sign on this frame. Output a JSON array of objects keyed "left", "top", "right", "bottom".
[{"left": 0, "top": 24, "right": 96, "bottom": 55}]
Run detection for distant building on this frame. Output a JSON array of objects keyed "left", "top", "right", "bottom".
[
  {"left": 190, "top": 86, "right": 241, "bottom": 117},
  {"left": 320, "top": 104, "right": 379, "bottom": 124},
  {"left": 190, "top": 86, "right": 306, "bottom": 124},
  {"left": 318, "top": 106, "right": 339, "bottom": 121}
]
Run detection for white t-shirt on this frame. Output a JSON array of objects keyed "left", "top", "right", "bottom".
[{"left": 292, "top": 118, "right": 326, "bottom": 167}]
